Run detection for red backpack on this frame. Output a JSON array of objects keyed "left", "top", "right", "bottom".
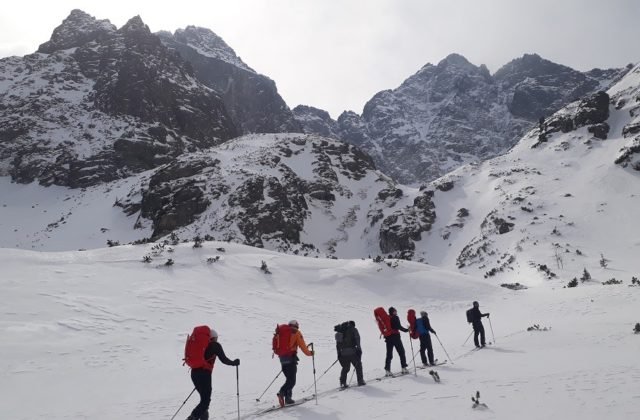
[
  {"left": 272, "top": 324, "right": 295, "bottom": 357},
  {"left": 184, "top": 325, "right": 214, "bottom": 370},
  {"left": 374, "top": 307, "right": 394, "bottom": 337},
  {"left": 407, "top": 309, "right": 420, "bottom": 339}
]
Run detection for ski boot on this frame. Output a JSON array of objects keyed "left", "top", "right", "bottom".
[
  {"left": 401, "top": 367, "right": 409, "bottom": 374},
  {"left": 384, "top": 369, "right": 393, "bottom": 377}
]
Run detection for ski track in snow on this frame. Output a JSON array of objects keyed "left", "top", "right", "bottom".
[{"left": 1, "top": 243, "right": 639, "bottom": 420}]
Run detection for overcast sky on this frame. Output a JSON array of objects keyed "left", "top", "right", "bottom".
[{"left": 1, "top": 0, "right": 639, "bottom": 117}]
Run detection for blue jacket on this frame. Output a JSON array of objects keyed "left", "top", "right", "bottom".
[{"left": 416, "top": 317, "right": 435, "bottom": 336}]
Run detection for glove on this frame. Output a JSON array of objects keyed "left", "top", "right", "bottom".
[
  {"left": 432, "top": 330, "right": 437, "bottom": 336},
  {"left": 486, "top": 313, "right": 490, "bottom": 318},
  {"left": 233, "top": 359, "right": 240, "bottom": 366}
]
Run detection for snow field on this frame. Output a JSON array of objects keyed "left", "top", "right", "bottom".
[{"left": 1, "top": 242, "right": 639, "bottom": 419}]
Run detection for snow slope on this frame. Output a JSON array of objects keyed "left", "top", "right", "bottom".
[{"left": 1, "top": 243, "right": 639, "bottom": 419}]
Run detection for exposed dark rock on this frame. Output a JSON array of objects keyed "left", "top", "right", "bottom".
[
  {"left": 573, "top": 91, "right": 610, "bottom": 127},
  {"left": 379, "top": 191, "right": 436, "bottom": 256},
  {"left": 588, "top": 123, "right": 610, "bottom": 140},
  {"left": 436, "top": 181, "right": 454, "bottom": 192}
]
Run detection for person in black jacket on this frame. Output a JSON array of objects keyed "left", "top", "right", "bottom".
[
  {"left": 335, "top": 321, "right": 365, "bottom": 388},
  {"left": 468, "top": 301, "right": 490, "bottom": 348},
  {"left": 187, "top": 329, "right": 239, "bottom": 420},
  {"left": 416, "top": 311, "right": 437, "bottom": 366},
  {"left": 385, "top": 307, "right": 409, "bottom": 376}
]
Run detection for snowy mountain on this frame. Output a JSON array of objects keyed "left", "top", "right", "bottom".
[
  {"left": 158, "top": 26, "right": 301, "bottom": 135},
  {"left": 2, "top": 241, "right": 639, "bottom": 420},
  {"left": 0, "top": 10, "right": 237, "bottom": 188},
  {"left": 413, "top": 62, "right": 640, "bottom": 283},
  {"left": 295, "top": 54, "right": 627, "bottom": 184},
  {"left": 0, "top": 10, "right": 301, "bottom": 190}
]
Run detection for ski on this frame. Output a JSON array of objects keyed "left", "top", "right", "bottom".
[
  {"left": 417, "top": 360, "right": 447, "bottom": 369},
  {"left": 374, "top": 371, "right": 410, "bottom": 382},
  {"left": 428, "top": 370, "right": 441, "bottom": 383},
  {"left": 256, "top": 396, "right": 315, "bottom": 415}
]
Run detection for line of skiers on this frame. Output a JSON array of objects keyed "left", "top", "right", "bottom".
[{"left": 180, "top": 301, "right": 491, "bottom": 419}]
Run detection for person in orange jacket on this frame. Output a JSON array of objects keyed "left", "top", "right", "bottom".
[{"left": 276, "top": 320, "right": 313, "bottom": 406}]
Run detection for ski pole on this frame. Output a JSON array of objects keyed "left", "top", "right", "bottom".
[
  {"left": 170, "top": 387, "right": 196, "bottom": 420},
  {"left": 408, "top": 336, "right": 417, "bottom": 376},
  {"left": 303, "top": 358, "right": 338, "bottom": 392},
  {"left": 348, "top": 368, "right": 356, "bottom": 385},
  {"left": 255, "top": 370, "right": 282, "bottom": 402},
  {"left": 310, "top": 343, "right": 318, "bottom": 405},
  {"left": 236, "top": 365, "right": 240, "bottom": 420},
  {"left": 434, "top": 334, "right": 454, "bottom": 364},
  {"left": 488, "top": 316, "right": 496, "bottom": 344},
  {"left": 463, "top": 329, "right": 473, "bottom": 346}
]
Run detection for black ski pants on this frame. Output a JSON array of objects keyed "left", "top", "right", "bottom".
[
  {"left": 419, "top": 334, "right": 435, "bottom": 365},
  {"left": 279, "top": 362, "right": 297, "bottom": 398},
  {"left": 384, "top": 333, "right": 407, "bottom": 370},
  {"left": 339, "top": 353, "right": 364, "bottom": 385},
  {"left": 190, "top": 368, "right": 212, "bottom": 419},
  {"left": 473, "top": 322, "right": 486, "bottom": 347}
]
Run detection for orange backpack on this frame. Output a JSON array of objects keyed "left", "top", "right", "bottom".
[
  {"left": 272, "top": 324, "right": 295, "bottom": 357},
  {"left": 374, "top": 307, "right": 393, "bottom": 337},
  {"left": 184, "top": 325, "right": 213, "bottom": 370},
  {"left": 407, "top": 309, "right": 420, "bottom": 339}
]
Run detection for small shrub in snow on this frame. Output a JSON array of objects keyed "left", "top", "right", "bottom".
[
  {"left": 527, "top": 324, "right": 551, "bottom": 331},
  {"left": 204, "top": 234, "right": 214, "bottom": 241},
  {"left": 206, "top": 256, "right": 220, "bottom": 264},
  {"left": 634, "top": 323, "right": 640, "bottom": 334},
  {"left": 457, "top": 208, "right": 469, "bottom": 218},
  {"left": 386, "top": 260, "right": 399, "bottom": 269},
  {"left": 216, "top": 247, "right": 226, "bottom": 252},
  {"left": 567, "top": 278, "right": 578, "bottom": 288},
  {"left": 471, "top": 391, "right": 488, "bottom": 410},
  {"left": 193, "top": 236, "right": 203, "bottom": 248},
  {"left": 602, "top": 278, "right": 622, "bottom": 285},
  {"left": 630, "top": 277, "right": 640, "bottom": 287},
  {"left": 106, "top": 239, "right": 120, "bottom": 247},
  {"left": 580, "top": 268, "right": 592, "bottom": 283},
  {"left": 260, "top": 260, "right": 271, "bottom": 274},
  {"left": 167, "top": 247, "right": 174, "bottom": 253},
  {"left": 551, "top": 227, "right": 561, "bottom": 236},
  {"left": 576, "top": 249, "right": 583, "bottom": 256},
  {"left": 142, "top": 255, "right": 152, "bottom": 263},
  {"left": 599, "top": 253, "right": 609, "bottom": 268},
  {"left": 169, "top": 232, "right": 179, "bottom": 246},
  {"left": 501, "top": 283, "right": 527, "bottom": 290},
  {"left": 165, "top": 259, "right": 174, "bottom": 266},
  {"left": 373, "top": 255, "right": 384, "bottom": 263},
  {"left": 537, "top": 264, "right": 557, "bottom": 279}
]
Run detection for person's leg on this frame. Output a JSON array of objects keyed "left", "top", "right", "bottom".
[
  {"left": 384, "top": 339, "right": 394, "bottom": 371},
  {"left": 190, "top": 369, "right": 211, "bottom": 419},
  {"left": 419, "top": 335, "right": 428, "bottom": 365},
  {"left": 473, "top": 326, "right": 480, "bottom": 347},
  {"left": 354, "top": 354, "right": 365, "bottom": 384},
  {"left": 339, "top": 356, "right": 350, "bottom": 385},
  {"left": 479, "top": 324, "right": 486, "bottom": 346},
  {"left": 394, "top": 336, "right": 408, "bottom": 368},
  {"left": 279, "top": 363, "right": 295, "bottom": 398},
  {"left": 425, "top": 334, "right": 435, "bottom": 365}
]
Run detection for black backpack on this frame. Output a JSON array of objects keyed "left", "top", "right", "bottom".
[
  {"left": 334, "top": 322, "right": 356, "bottom": 349},
  {"left": 466, "top": 309, "right": 473, "bottom": 323}
]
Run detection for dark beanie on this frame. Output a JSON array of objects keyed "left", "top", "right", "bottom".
[{"left": 388, "top": 307, "right": 396, "bottom": 314}]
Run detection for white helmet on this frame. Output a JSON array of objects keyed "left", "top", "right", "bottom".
[
  {"left": 288, "top": 320, "right": 299, "bottom": 328},
  {"left": 210, "top": 328, "right": 219, "bottom": 339}
]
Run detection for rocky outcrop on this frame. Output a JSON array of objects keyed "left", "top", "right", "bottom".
[
  {"left": 295, "top": 53, "right": 625, "bottom": 184},
  {"left": 158, "top": 26, "right": 300, "bottom": 135},
  {"left": 1, "top": 11, "right": 237, "bottom": 188}
]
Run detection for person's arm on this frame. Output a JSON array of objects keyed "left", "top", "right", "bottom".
[
  {"left": 426, "top": 318, "right": 436, "bottom": 335},
  {"left": 211, "top": 342, "right": 239, "bottom": 366},
  {"left": 296, "top": 331, "right": 313, "bottom": 356},
  {"left": 392, "top": 316, "right": 409, "bottom": 332}
]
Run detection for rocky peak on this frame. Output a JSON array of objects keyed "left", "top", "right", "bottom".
[
  {"left": 292, "top": 105, "right": 339, "bottom": 138},
  {"left": 172, "top": 26, "right": 253, "bottom": 72},
  {"left": 38, "top": 9, "right": 116, "bottom": 53},
  {"left": 119, "top": 16, "right": 150, "bottom": 35},
  {"left": 438, "top": 53, "right": 477, "bottom": 71}
]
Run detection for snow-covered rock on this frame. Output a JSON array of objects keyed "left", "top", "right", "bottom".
[
  {"left": 296, "top": 53, "right": 627, "bottom": 184},
  {"left": 0, "top": 11, "right": 237, "bottom": 188}
]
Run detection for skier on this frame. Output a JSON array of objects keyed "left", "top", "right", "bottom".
[
  {"left": 416, "top": 311, "right": 437, "bottom": 366},
  {"left": 385, "top": 307, "right": 409, "bottom": 376},
  {"left": 275, "top": 320, "right": 313, "bottom": 406},
  {"left": 335, "top": 320, "right": 366, "bottom": 388},
  {"left": 186, "top": 328, "right": 239, "bottom": 420},
  {"left": 467, "top": 301, "right": 490, "bottom": 348}
]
